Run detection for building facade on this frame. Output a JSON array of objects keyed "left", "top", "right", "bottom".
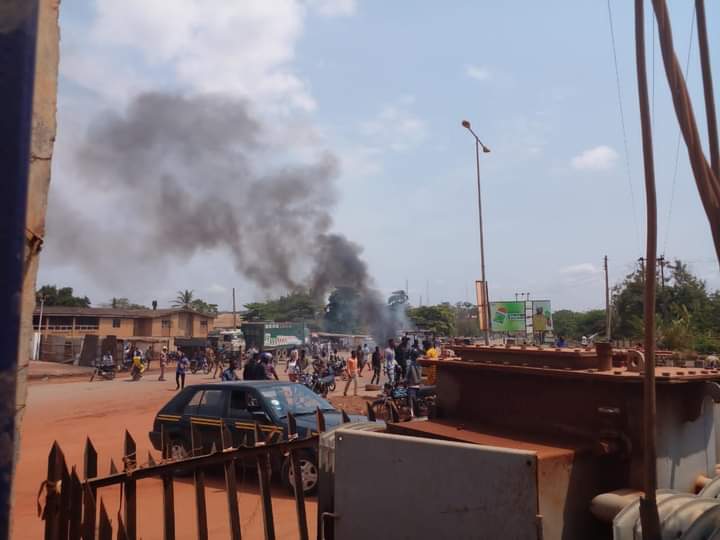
[{"left": 33, "top": 306, "right": 215, "bottom": 339}]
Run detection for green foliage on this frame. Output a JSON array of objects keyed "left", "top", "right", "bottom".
[
  {"left": 324, "top": 287, "right": 364, "bottom": 334},
  {"left": 553, "top": 309, "right": 606, "bottom": 340},
  {"left": 36, "top": 285, "right": 90, "bottom": 307},
  {"left": 172, "top": 289, "right": 195, "bottom": 308},
  {"left": 407, "top": 304, "right": 455, "bottom": 336},
  {"left": 453, "top": 301, "right": 481, "bottom": 337},
  {"left": 189, "top": 299, "right": 219, "bottom": 314},
  {"left": 244, "top": 290, "right": 322, "bottom": 323},
  {"left": 108, "top": 297, "right": 148, "bottom": 309}
]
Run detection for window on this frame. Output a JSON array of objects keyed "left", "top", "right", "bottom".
[
  {"left": 228, "top": 391, "right": 253, "bottom": 419},
  {"left": 184, "top": 391, "right": 204, "bottom": 415},
  {"left": 161, "top": 320, "right": 171, "bottom": 329},
  {"left": 112, "top": 318, "right": 121, "bottom": 328},
  {"left": 183, "top": 389, "right": 225, "bottom": 417},
  {"left": 200, "top": 320, "right": 208, "bottom": 327}
]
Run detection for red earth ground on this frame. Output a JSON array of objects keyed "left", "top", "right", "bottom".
[{"left": 11, "top": 364, "right": 379, "bottom": 539}]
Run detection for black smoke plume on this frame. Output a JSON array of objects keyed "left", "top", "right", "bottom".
[{"left": 47, "top": 92, "right": 403, "bottom": 341}]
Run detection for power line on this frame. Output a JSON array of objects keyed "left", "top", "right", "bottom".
[
  {"left": 606, "top": 0, "right": 641, "bottom": 250},
  {"left": 662, "top": 6, "right": 696, "bottom": 255}
]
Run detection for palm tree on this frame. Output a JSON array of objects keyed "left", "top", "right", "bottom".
[{"left": 173, "top": 289, "right": 194, "bottom": 308}]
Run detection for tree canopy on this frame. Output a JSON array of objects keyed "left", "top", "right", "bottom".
[
  {"left": 36, "top": 285, "right": 90, "bottom": 307},
  {"left": 171, "top": 290, "right": 218, "bottom": 314},
  {"left": 244, "top": 291, "right": 322, "bottom": 323},
  {"left": 324, "top": 287, "right": 364, "bottom": 334},
  {"left": 105, "top": 297, "right": 148, "bottom": 310},
  {"left": 407, "top": 304, "right": 455, "bottom": 336}
]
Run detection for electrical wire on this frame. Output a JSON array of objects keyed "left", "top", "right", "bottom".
[
  {"left": 606, "top": 0, "right": 642, "bottom": 251},
  {"left": 662, "top": 5, "right": 696, "bottom": 255}
]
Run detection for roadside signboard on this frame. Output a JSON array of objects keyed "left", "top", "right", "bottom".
[
  {"left": 490, "top": 301, "right": 526, "bottom": 332},
  {"left": 531, "top": 300, "right": 553, "bottom": 332}
]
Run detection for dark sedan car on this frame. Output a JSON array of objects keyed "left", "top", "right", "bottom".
[{"left": 149, "top": 381, "right": 365, "bottom": 494}]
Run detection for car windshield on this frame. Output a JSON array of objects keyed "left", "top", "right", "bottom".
[{"left": 259, "top": 384, "right": 335, "bottom": 418}]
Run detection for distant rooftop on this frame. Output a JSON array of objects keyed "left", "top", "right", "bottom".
[{"left": 33, "top": 306, "right": 216, "bottom": 319}]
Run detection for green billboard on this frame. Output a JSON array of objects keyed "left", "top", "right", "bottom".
[{"left": 490, "top": 301, "right": 526, "bottom": 333}]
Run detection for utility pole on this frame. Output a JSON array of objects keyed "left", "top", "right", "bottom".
[
  {"left": 426, "top": 280, "right": 430, "bottom": 306},
  {"left": 657, "top": 256, "right": 666, "bottom": 290},
  {"left": 232, "top": 287, "right": 237, "bottom": 329},
  {"left": 604, "top": 256, "right": 611, "bottom": 341}
]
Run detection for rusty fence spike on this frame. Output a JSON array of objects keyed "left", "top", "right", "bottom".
[
  {"left": 84, "top": 437, "right": 98, "bottom": 481},
  {"left": 124, "top": 430, "right": 137, "bottom": 471},
  {"left": 341, "top": 409, "right": 351, "bottom": 424},
  {"left": 366, "top": 401, "right": 376, "bottom": 422},
  {"left": 109, "top": 458, "right": 118, "bottom": 475},
  {"left": 147, "top": 451, "right": 156, "bottom": 467},
  {"left": 43, "top": 441, "right": 65, "bottom": 537},
  {"left": 161, "top": 474, "right": 176, "bottom": 540},
  {"left": 98, "top": 498, "right": 112, "bottom": 540},
  {"left": 82, "top": 483, "right": 96, "bottom": 540},
  {"left": 316, "top": 407, "right": 326, "bottom": 433},
  {"left": 117, "top": 511, "right": 129, "bottom": 540},
  {"left": 194, "top": 469, "right": 209, "bottom": 540},
  {"left": 59, "top": 456, "right": 71, "bottom": 539},
  {"left": 68, "top": 467, "right": 83, "bottom": 539}
]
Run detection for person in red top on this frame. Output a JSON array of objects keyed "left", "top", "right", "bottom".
[{"left": 343, "top": 350, "right": 359, "bottom": 396}]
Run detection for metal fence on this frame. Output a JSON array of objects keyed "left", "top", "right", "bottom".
[{"left": 38, "top": 408, "right": 356, "bottom": 540}]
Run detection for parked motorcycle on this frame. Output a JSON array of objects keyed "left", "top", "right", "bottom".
[{"left": 89, "top": 364, "right": 116, "bottom": 381}]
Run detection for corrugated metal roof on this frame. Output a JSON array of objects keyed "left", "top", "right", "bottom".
[{"left": 33, "top": 306, "right": 216, "bottom": 319}]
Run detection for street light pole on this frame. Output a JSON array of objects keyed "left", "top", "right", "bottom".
[{"left": 462, "top": 120, "right": 491, "bottom": 345}]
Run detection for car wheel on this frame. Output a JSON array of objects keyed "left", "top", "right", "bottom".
[{"left": 282, "top": 452, "right": 319, "bottom": 496}]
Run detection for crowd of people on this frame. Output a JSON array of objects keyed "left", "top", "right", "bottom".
[{"left": 99, "top": 334, "right": 444, "bottom": 396}]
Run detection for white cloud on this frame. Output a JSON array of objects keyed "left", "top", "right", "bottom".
[
  {"left": 306, "top": 0, "right": 357, "bottom": 17},
  {"left": 360, "top": 101, "right": 427, "bottom": 152},
  {"left": 465, "top": 64, "right": 492, "bottom": 81},
  {"left": 61, "top": 0, "right": 358, "bottom": 111},
  {"left": 571, "top": 145, "right": 618, "bottom": 171},
  {"left": 560, "top": 263, "right": 601, "bottom": 275}
]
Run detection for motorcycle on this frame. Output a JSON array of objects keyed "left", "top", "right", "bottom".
[
  {"left": 90, "top": 364, "right": 116, "bottom": 381},
  {"left": 190, "top": 357, "right": 210, "bottom": 375},
  {"left": 130, "top": 363, "right": 144, "bottom": 381}
]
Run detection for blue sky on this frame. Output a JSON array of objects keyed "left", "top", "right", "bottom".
[{"left": 39, "top": 0, "right": 720, "bottom": 311}]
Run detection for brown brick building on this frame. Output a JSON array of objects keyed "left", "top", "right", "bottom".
[{"left": 33, "top": 306, "right": 215, "bottom": 339}]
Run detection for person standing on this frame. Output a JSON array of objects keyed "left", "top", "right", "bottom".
[
  {"left": 145, "top": 346, "right": 153, "bottom": 371},
  {"left": 158, "top": 346, "right": 168, "bottom": 381},
  {"left": 395, "top": 337, "right": 408, "bottom": 378},
  {"left": 343, "top": 350, "right": 359, "bottom": 396},
  {"left": 370, "top": 346, "right": 382, "bottom": 385},
  {"left": 405, "top": 354, "right": 422, "bottom": 418},
  {"left": 175, "top": 350, "right": 189, "bottom": 390},
  {"left": 262, "top": 353, "right": 279, "bottom": 380},
  {"left": 384, "top": 339, "right": 397, "bottom": 387}
]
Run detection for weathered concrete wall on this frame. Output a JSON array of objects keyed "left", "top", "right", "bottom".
[{"left": 13, "top": 0, "right": 60, "bottom": 527}]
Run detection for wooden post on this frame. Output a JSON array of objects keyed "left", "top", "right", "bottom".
[
  {"left": 43, "top": 442, "right": 64, "bottom": 540},
  {"left": 123, "top": 431, "right": 137, "bottom": 540},
  {"left": 256, "top": 451, "right": 276, "bottom": 540},
  {"left": 221, "top": 423, "right": 242, "bottom": 540},
  {"left": 161, "top": 475, "right": 175, "bottom": 540},
  {"left": 193, "top": 469, "right": 209, "bottom": 540},
  {"left": 98, "top": 499, "right": 112, "bottom": 540},
  {"left": 81, "top": 484, "right": 96, "bottom": 540},
  {"left": 68, "top": 467, "right": 83, "bottom": 539},
  {"left": 287, "top": 413, "right": 309, "bottom": 540}
]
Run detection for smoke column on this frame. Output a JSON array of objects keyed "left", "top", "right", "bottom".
[{"left": 47, "top": 92, "right": 403, "bottom": 341}]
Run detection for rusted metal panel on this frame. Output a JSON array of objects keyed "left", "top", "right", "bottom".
[{"left": 333, "top": 430, "right": 539, "bottom": 540}]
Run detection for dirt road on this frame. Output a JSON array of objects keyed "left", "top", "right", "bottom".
[{"left": 12, "top": 370, "right": 325, "bottom": 539}]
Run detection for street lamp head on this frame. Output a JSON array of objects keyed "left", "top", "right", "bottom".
[
  {"left": 461, "top": 120, "right": 471, "bottom": 129},
  {"left": 480, "top": 144, "right": 491, "bottom": 153}
]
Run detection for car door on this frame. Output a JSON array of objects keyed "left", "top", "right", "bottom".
[
  {"left": 225, "top": 389, "right": 281, "bottom": 446},
  {"left": 182, "top": 388, "right": 226, "bottom": 453}
]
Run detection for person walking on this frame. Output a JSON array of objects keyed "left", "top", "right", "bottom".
[
  {"left": 175, "top": 350, "right": 189, "bottom": 390},
  {"left": 262, "top": 353, "right": 279, "bottom": 380},
  {"left": 158, "top": 346, "right": 168, "bottom": 381},
  {"left": 343, "top": 350, "right": 359, "bottom": 396},
  {"left": 357, "top": 345, "right": 367, "bottom": 376},
  {"left": 370, "top": 346, "right": 382, "bottom": 385}
]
